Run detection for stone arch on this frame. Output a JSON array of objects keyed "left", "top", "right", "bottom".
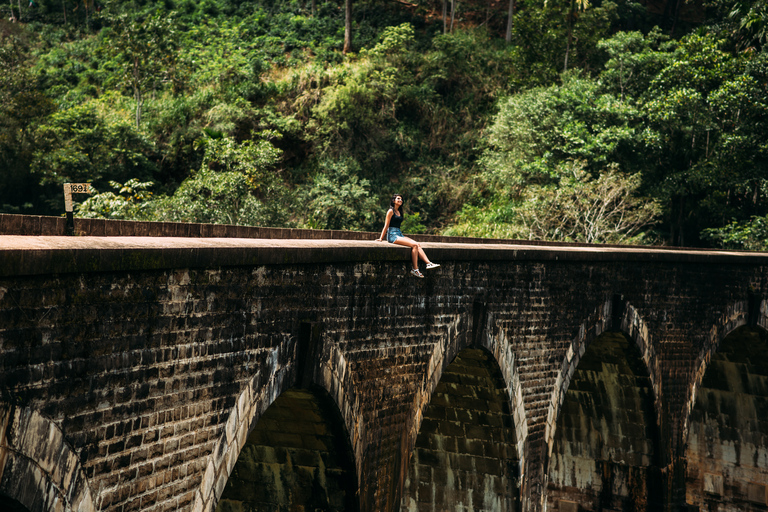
[
  {"left": 401, "top": 345, "right": 521, "bottom": 511},
  {"left": 193, "top": 338, "right": 363, "bottom": 512},
  {"left": 683, "top": 299, "right": 768, "bottom": 510},
  {"left": 544, "top": 297, "right": 658, "bottom": 464},
  {"left": 215, "top": 385, "right": 359, "bottom": 512},
  {"left": 315, "top": 342, "right": 367, "bottom": 484},
  {"left": 399, "top": 303, "right": 525, "bottom": 512},
  {"left": 0, "top": 404, "right": 95, "bottom": 512},
  {"left": 681, "top": 299, "right": 751, "bottom": 444},
  {"left": 404, "top": 309, "right": 527, "bottom": 481},
  {"left": 403, "top": 314, "right": 466, "bottom": 465},
  {"left": 543, "top": 297, "right": 661, "bottom": 511},
  {"left": 192, "top": 342, "right": 295, "bottom": 512},
  {"left": 479, "top": 326, "right": 529, "bottom": 477}
]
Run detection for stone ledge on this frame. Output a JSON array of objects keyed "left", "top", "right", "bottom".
[
  {"left": 4, "top": 213, "right": 765, "bottom": 254},
  {"left": 1, "top": 236, "right": 767, "bottom": 277},
  {"left": 0, "top": 213, "right": 614, "bottom": 248}
]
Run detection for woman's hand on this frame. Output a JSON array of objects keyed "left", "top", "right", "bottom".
[{"left": 375, "top": 237, "right": 383, "bottom": 242}]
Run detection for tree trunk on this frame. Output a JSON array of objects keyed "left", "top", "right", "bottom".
[
  {"left": 133, "top": 58, "right": 142, "bottom": 129},
  {"left": 311, "top": 0, "right": 316, "bottom": 15},
  {"left": 505, "top": 0, "right": 514, "bottom": 43},
  {"left": 669, "top": 195, "right": 685, "bottom": 246},
  {"left": 134, "top": 88, "right": 142, "bottom": 128},
  {"left": 677, "top": 196, "right": 685, "bottom": 246},
  {"left": 450, "top": 0, "right": 456, "bottom": 33},
  {"left": 670, "top": 0, "right": 683, "bottom": 36},
  {"left": 563, "top": 0, "right": 574, "bottom": 72},
  {"left": 343, "top": 0, "right": 352, "bottom": 53},
  {"left": 442, "top": 0, "right": 447, "bottom": 33},
  {"left": 62, "top": 0, "right": 66, "bottom": 23}
]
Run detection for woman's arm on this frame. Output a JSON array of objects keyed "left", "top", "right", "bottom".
[{"left": 376, "top": 209, "right": 394, "bottom": 241}]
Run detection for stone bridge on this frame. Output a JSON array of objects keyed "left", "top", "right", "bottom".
[{"left": 1, "top": 215, "right": 768, "bottom": 512}]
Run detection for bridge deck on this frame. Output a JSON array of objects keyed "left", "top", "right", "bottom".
[{"left": 2, "top": 235, "right": 767, "bottom": 277}]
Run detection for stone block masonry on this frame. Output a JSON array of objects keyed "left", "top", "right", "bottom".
[{"left": 2, "top": 230, "right": 768, "bottom": 512}]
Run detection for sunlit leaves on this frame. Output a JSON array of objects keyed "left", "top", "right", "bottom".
[
  {"left": 729, "top": 0, "right": 768, "bottom": 50},
  {"left": 101, "top": 10, "right": 181, "bottom": 126},
  {"left": 75, "top": 134, "right": 288, "bottom": 226},
  {"left": 598, "top": 28, "right": 673, "bottom": 101},
  {"left": 301, "top": 157, "right": 379, "bottom": 231},
  {"left": 196, "top": 131, "right": 283, "bottom": 195},
  {"left": 76, "top": 179, "right": 155, "bottom": 219},
  {"left": 447, "top": 161, "right": 659, "bottom": 243},
  {"left": 638, "top": 33, "right": 768, "bottom": 240},
  {"left": 515, "top": 162, "right": 659, "bottom": 243},
  {"left": 483, "top": 74, "right": 641, "bottom": 191},
  {"left": 32, "top": 102, "right": 156, "bottom": 190},
  {"left": 702, "top": 215, "right": 768, "bottom": 250}
]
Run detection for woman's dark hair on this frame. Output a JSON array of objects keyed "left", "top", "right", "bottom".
[{"left": 390, "top": 194, "right": 404, "bottom": 210}]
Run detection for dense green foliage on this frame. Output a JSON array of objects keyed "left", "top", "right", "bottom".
[{"left": 1, "top": 0, "right": 767, "bottom": 247}]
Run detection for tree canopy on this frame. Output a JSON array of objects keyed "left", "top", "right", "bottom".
[{"left": 1, "top": 0, "right": 767, "bottom": 248}]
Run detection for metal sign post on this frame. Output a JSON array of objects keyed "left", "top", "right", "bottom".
[{"left": 63, "top": 183, "right": 93, "bottom": 235}]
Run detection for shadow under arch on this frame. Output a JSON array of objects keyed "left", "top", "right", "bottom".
[
  {"left": 681, "top": 299, "right": 752, "bottom": 446},
  {"left": 0, "top": 494, "right": 28, "bottom": 512},
  {"left": 0, "top": 404, "right": 95, "bottom": 512},
  {"left": 401, "top": 344, "right": 522, "bottom": 512},
  {"left": 544, "top": 298, "right": 662, "bottom": 512},
  {"left": 402, "top": 308, "right": 528, "bottom": 480},
  {"left": 684, "top": 322, "right": 768, "bottom": 509},
  {"left": 544, "top": 298, "right": 659, "bottom": 464},
  {"left": 216, "top": 384, "right": 359, "bottom": 512},
  {"left": 193, "top": 339, "right": 364, "bottom": 512}
]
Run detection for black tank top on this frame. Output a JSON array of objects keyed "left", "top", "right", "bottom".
[{"left": 390, "top": 209, "right": 403, "bottom": 229}]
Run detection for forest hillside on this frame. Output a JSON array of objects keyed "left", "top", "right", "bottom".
[{"left": 2, "top": 0, "right": 767, "bottom": 247}]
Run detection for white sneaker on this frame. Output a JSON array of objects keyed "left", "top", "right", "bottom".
[
  {"left": 410, "top": 269, "right": 425, "bottom": 278},
  {"left": 425, "top": 262, "right": 440, "bottom": 270}
]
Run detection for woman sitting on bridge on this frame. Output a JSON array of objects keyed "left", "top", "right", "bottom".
[{"left": 375, "top": 194, "right": 439, "bottom": 278}]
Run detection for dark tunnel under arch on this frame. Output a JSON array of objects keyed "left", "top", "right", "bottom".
[
  {"left": 401, "top": 347, "right": 520, "bottom": 512},
  {"left": 215, "top": 386, "right": 359, "bottom": 512},
  {"left": 685, "top": 325, "right": 768, "bottom": 510},
  {"left": 547, "top": 331, "right": 662, "bottom": 512},
  {"left": 0, "top": 494, "right": 30, "bottom": 512}
]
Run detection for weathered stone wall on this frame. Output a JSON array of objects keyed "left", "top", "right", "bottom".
[
  {"left": 0, "top": 403, "right": 94, "bottom": 512},
  {"left": 546, "top": 332, "right": 661, "bottom": 511},
  {"left": 685, "top": 326, "right": 768, "bottom": 510},
  {"left": 2, "top": 235, "right": 768, "bottom": 512},
  {"left": 1, "top": 266, "right": 294, "bottom": 512}
]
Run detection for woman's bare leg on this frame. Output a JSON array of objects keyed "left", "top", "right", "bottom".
[{"left": 393, "top": 237, "right": 431, "bottom": 268}]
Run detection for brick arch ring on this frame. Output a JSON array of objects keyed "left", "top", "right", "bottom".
[
  {"left": 681, "top": 298, "right": 768, "bottom": 447},
  {"left": 543, "top": 296, "right": 659, "bottom": 466},
  {"left": 0, "top": 403, "right": 95, "bottom": 512},
  {"left": 191, "top": 340, "right": 363, "bottom": 512},
  {"left": 401, "top": 309, "right": 528, "bottom": 488}
]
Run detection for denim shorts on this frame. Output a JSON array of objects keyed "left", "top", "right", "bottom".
[{"left": 387, "top": 227, "right": 403, "bottom": 243}]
